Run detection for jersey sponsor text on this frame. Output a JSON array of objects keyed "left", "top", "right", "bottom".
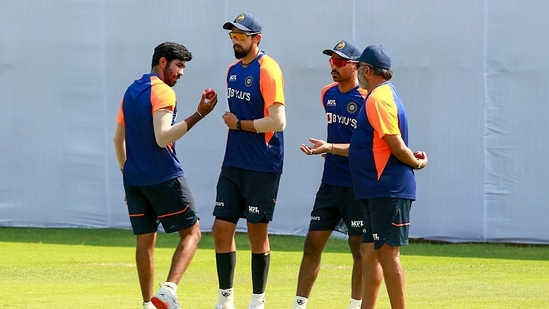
[
  {"left": 227, "top": 87, "right": 251, "bottom": 101},
  {"left": 326, "top": 112, "right": 358, "bottom": 129}
]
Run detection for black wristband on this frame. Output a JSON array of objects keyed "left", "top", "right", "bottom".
[{"left": 237, "top": 119, "right": 242, "bottom": 130}]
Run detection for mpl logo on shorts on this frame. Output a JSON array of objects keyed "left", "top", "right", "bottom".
[
  {"left": 248, "top": 205, "right": 260, "bottom": 214},
  {"left": 350, "top": 220, "right": 363, "bottom": 228}
]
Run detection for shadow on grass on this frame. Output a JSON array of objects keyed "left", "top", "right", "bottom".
[
  {"left": 1, "top": 227, "right": 548, "bottom": 261},
  {"left": 0, "top": 227, "right": 315, "bottom": 251}
]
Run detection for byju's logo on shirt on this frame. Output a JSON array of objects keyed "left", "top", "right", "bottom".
[
  {"left": 326, "top": 112, "right": 358, "bottom": 129},
  {"left": 228, "top": 87, "right": 251, "bottom": 101}
]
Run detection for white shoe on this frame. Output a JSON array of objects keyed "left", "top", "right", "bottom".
[
  {"left": 151, "top": 285, "right": 180, "bottom": 309},
  {"left": 214, "top": 288, "right": 235, "bottom": 309},
  {"left": 248, "top": 293, "right": 265, "bottom": 309}
]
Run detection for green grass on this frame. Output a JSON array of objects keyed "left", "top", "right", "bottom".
[{"left": 1, "top": 227, "right": 548, "bottom": 308}]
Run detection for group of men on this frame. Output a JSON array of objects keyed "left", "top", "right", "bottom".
[{"left": 113, "top": 11, "right": 428, "bottom": 309}]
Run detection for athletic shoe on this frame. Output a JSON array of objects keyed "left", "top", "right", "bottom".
[{"left": 151, "top": 285, "right": 180, "bottom": 309}]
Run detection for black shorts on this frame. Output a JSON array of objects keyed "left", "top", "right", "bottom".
[
  {"left": 360, "top": 198, "right": 412, "bottom": 248},
  {"left": 308, "top": 183, "right": 364, "bottom": 236},
  {"left": 124, "top": 176, "right": 198, "bottom": 234},
  {"left": 213, "top": 166, "right": 281, "bottom": 223}
]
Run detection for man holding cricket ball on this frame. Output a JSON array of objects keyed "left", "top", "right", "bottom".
[
  {"left": 113, "top": 41, "right": 218, "bottom": 309},
  {"left": 303, "top": 44, "right": 428, "bottom": 309}
]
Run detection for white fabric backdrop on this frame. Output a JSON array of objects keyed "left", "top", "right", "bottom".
[{"left": 1, "top": 0, "right": 547, "bottom": 244}]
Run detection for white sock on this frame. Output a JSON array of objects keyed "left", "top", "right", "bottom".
[
  {"left": 349, "top": 298, "right": 361, "bottom": 309},
  {"left": 163, "top": 282, "right": 178, "bottom": 293},
  {"left": 250, "top": 293, "right": 265, "bottom": 306},
  {"left": 218, "top": 288, "right": 234, "bottom": 306},
  {"left": 292, "top": 296, "right": 308, "bottom": 309},
  {"left": 142, "top": 301, "right": 154, "bottom": 309}
]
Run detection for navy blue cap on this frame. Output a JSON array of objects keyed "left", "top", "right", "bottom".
[
  {"left": 357, "top": 45, "right": 391, "bottom": 70},
  {"left": 323, "top": 40, "right": 361, "bottom": 60},
  {"left": 223, "top": 13, "right": 262, "bottom": 33}
]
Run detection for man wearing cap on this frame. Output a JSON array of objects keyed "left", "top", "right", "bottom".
[
  {"left": 292, "top": 40, "right": 366, "bottom": 309},
  {"left": 302, "top": 45, "right": 428, "bottom": 308},
  {"left": 212, "top": 12, "right": 286, "bottom": 309},
  {"left": 351, "top": 44, "right": 428, "bottom": 309}
]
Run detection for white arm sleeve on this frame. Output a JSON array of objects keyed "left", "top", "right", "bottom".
[
  {"left": 153, "top": 108, "right": 188, "bottom": 148},
  {"left": 253, "top": 104, "right": 286, "bottom": 133}
]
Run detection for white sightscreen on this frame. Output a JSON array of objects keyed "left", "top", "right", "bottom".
[{"left": 1, "top": 0, "right": 548, "bottom": 244}]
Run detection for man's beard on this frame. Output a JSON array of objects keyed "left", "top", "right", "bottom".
[
  {"left": 233, "top": 45, "right": 251, "bottom": 59},
  {"left": 358, "top": 76, "right": 368, "bottom": 89},
  {"left": 163, "top": 67, "right": 178, "bottom": 87}
]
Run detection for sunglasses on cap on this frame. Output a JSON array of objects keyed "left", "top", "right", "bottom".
[
  {"left": 329, "top": 58, "right": 357, "bottom": 68},
  {"left": 228, "top": 32, "right": 259, "bottom": 41}
]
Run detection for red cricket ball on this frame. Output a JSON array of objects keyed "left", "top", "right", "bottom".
[
  {"left": 413, "top": 151, "right": 425, "bottom": 159},
  {"left": 204, "top": 88, "right": 216, "bottom": 100}
]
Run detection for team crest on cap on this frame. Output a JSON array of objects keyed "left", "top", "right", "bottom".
[
  {"left": 335, "top": 41, "right": 346, "bottom": 50},
  {"left": 235, "top": 14, "right": 245, "bottom": 22},
  {"left": 347, "top": 102, "right": 358, "bottom": 113},
  {"left": 245, "top": 76, "right": 253, "bottom": 87}
]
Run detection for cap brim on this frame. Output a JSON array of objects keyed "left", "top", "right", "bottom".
[
  {"left": 322, "top": 49, "right": 351, "bottom": 60},
  {"left": 223, "top": 22, "right": 252, "bottom": 32}
]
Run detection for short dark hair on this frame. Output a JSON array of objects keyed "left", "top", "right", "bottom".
[{"left": 151, "top": 42, "right": 192, "bottom": 69}]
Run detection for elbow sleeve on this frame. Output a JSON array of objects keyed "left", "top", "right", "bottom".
[{"left": 253, "top": 105, "right": 286, "bottom": 132}]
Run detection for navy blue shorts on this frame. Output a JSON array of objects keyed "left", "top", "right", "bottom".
[
  {"left": 213, "top": 166, "right": 281, "bottom": 223},
  {"left": 360, "top": 198, "right": 412, "bottom": 248},
  {"left": 124, "top": 176, "right": 198, "bottom": 235},
  {"left": 308, "top": 183, "right": 364, "bottom": 236}
]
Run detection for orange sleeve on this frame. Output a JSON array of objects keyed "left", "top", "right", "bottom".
[
  {"left": 116, "top": 101, "right": 124, "bottom": 125},
  {"left": 366, "top": 86, "right": 400, "bottom": 139},
  {"left": 365, "top": 85, "right": 400, "bottom": 179},
  {"left": 320, "top": 82, "right": 337, "bottom": 110},
  {"left": 150, "top": 78, "right": 177, "bottom": 114},
  {"left": 259, "top": 57, "right": 285, "bottom": 109}
]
